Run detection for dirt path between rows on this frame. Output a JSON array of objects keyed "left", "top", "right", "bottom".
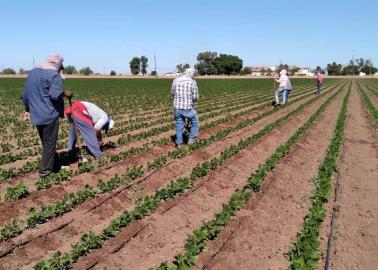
[
  {"left": 327, "top": 83, "right": 378, "bottom": 269},
  {"left": 0, "top": 85, "right": 341, "bottom": 269},
  {"left": 71, "top": 87, "right": 346, "bottom": 270},
  {"left": 189, "top": 85, "right": 347, "bottom": 270}
]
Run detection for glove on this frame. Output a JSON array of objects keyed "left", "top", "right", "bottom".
[{"left": 64, "top": 91, "right": 73, "bottom": 98}]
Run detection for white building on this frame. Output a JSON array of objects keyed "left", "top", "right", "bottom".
[{"left": 294, "top": 68, "right": 314, "bottom": 77}]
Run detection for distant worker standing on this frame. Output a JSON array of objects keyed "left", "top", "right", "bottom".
[
  {"left": 22, "top": 53, "right": 71, "bottom": 178},
  {"left": 171, "top": 68, "right": 200, "bottom": 147},
  {"left": 274, "top": 69, "right": 291, "bottom": 107},
  {"left": 315, "top": 72, "right": 324, "bottom": 95},
  {"left": 65, "top": 100, "right": 115, "bottom": 159}
]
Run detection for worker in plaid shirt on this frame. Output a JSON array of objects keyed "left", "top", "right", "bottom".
[{"left": 171, "top": 68, "right": 200, "bottom": 147}]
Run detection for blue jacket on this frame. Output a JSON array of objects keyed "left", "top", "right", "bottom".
[{"left": 22, "top": 68, "right": 64, "bottom": 125}]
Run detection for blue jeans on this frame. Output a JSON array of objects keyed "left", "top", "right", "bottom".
[
  {"left": 316, "top": 83, "right": 321, "bottom": 94},
  {"left": 68, "top": 117, "right": 102, "bottom": 158},
  {"left": 174, "top": 108, "right": 199, "bottom": 145},
  {"left": 285, "top": 90, "right": 290, "bottom": 105},
  {"left": 275, "top": 88, "right": 289, "bottom": 105}
]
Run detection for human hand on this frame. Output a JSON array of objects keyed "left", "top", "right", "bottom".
[
  {"left": 64, "top": 91, "right": 73, "bottom": 98},
  {"left": 23, "top": 112, "right": 30, "bottom": 122}
]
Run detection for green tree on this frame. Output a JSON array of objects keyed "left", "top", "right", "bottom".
[
  {"left": 360, "top": 59, "right": 377, "bottom": 75},
  {"left": 130, "top": 57, "right": 141, "bottom": 75},
  {"left": 341, "top": 60, "right": 359, "bottom": 75},
  {"left": 64, "top": 65, "right": 78, "bottom": 75},
  {"left": 240, "top": 67, "right": 252, "bottom": 75},
  {"left": 213, "top": 54, "right": 243, "bottom": 75},
  {"left": 141, "top": 56, "right": 148, "bottom": 75},
  {"left": 110, "top": 70, "right": 116, "bottom": 76},
  {"left": 2, "top": 68, "right": 16, "bottom": 74},
  {"left": 176, "top": 63, "right": 190, "bottom": 73},
  {"left": 195, "top": 51, "right": 218, "bottom": 75},
  {"left": 79, "top": 67, "right": 93, "bottom": 76},
  {"left": 150, "top": 70, "right": 157, "bottom": 76},
  {"left": 315, "top": 66, "right": 324, "bottom": 74},
  {"left": 326, "top": 62, "right": 342, "bottom": 75},
  {"left": 18, "top": 68, "right": 26, "bottom": 74},
  {"left": 278, "top": 63, "right": 289, "bottom": 72}
]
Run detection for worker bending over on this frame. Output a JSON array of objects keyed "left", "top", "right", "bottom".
[{"left": 65, "top": 100, "right": 115, "bottom": 159}]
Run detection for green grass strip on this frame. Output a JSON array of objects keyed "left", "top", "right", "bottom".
[
  {"left": 154, "top": 81, "right": 347, "bottom": 270},
  {"left": 287, "top": 83, "right": 351, "bottom": 270},
  {"left": 359, "top": 86, "right": 378, "bottom": 124},
  {"left": 33, "top": 83, "right": 344, "bottom": 270}
]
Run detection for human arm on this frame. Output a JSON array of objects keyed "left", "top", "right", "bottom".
[
  {"left": 21, "top": 85, "right": 30, "bottom": 121},
  {"left": 93, "top": 118, "right": 107, "bottom": 131},
  {"left": 170, "top": 80, "right": 176, "bottom": 97},
  {"left": 191, "top": 81, "right": 199, "bottom": 103},
  {"left": 49, "top": 74, "right": 64, "bottom": 101}
]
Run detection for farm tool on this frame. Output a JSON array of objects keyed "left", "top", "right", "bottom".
[
  {"left": 66, "top": 95, "right": 88, "bottom": 165},
  {"left": 272, "top": 78, "right": 278, "bottom": 107}
]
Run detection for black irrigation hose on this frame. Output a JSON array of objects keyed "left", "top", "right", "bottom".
[{"left": 324, "top": 137, "right": 346, "bottom": 270}]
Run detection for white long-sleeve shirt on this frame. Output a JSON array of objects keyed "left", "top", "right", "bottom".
[
  {"left": 81, "top": 101, "right": 108, "bottom": 130},
  {"left": 276, "top": 74, "right": 289, "bottom": 90}
]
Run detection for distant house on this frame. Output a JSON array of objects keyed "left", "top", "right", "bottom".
[
  {"left": 163, "top": 72, "right": 180, "bottom": 77},
  {"left": 294, "top": 68, "right": 314, "bottom": 77},
  {"left": 247, "top": 66, "right": 275, "bottom": 76}
]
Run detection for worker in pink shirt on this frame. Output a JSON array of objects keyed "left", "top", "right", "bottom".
[{"left": 315, "top": 72, "right": 324, "bottom": 95}]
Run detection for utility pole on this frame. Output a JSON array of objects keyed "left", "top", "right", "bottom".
[
  {"left": 352, "top": 55, "right": 354, "bottom": 77},
  {"left": 370, "top": 57, "right": 372, "bottom": 76},
  {"left": 154, "top": 51, "right": 157, "bottom": 75}
]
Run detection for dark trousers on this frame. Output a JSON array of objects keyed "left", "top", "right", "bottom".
[{"left": 36, "top": 119, "right": 60, "bottom": 177}]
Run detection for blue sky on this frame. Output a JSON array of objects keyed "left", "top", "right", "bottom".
[{"left": 0, "top": 0, "right": 377, "bottom": 74}]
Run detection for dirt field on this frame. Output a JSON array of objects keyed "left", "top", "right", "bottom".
[{"left": 0, "top": 78, "right": 376, "bottom": 270}]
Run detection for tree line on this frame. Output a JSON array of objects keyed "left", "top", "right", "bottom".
[
  {"left": 1, "top": 55, "right": 376, "bottom": 76},
  {"left": 326, "top": 58, "right": 377, "bottom": 75}
]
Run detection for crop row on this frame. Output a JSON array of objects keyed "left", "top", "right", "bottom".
[
  {"left": 287, "top": 84, "right": 351, "bottom": 269},
  {"left": 31, "top": 82, "right": 344, "bottom": 270},
  {"left": 0, "top": 81, "right": 342, "bottom": 203},
  {"left": 0, "top": 83, "right": 291, "bottom": 162},
  {"left": 0, "top": 83, "right": 341, "bottom": 243},
  {"left": 154, "top": 82, "right": 348, "bottom": 270},
  {"left": 0, "top": 81, "right": 333, "bottom": 181},
  {"left": 357, "top": 81, "right": 378, "bottom": 124}
]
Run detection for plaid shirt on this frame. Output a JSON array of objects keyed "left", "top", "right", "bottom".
[{"left": 171, "top": 77, "right": 199, "bottom": 109}]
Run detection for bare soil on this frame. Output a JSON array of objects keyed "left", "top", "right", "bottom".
[
  {"left": 190, "top": 86, "right": 346, "bottom": 270},
  {"left": 325, "top": 83, "right": 378, "bottom": 269},
  {"left": 71, "top": 86, "right": 345, "bottom": 270}
]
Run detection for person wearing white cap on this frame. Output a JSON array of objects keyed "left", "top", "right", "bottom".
[
  {"left": 274, "top": 69, "right": 291, "bottom": 107},
  {"left": 64, "top": 100, "right": 115, "bottom": 159},
  {"left": 171, "top": 67, "right": 200, "bottom": 147}
]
